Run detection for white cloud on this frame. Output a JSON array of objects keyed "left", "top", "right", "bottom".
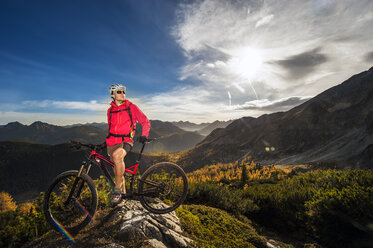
[
  {"left": 139, "top": 86, "right": 232, "bottom": 122},
  {"left": 21, "top": 100, "right": 109, "bottom": 111},
  {"left": 166, "top": 0, "right": 373, "bottom": 122},
  {"left": 230, "top": 96, "right": 312, "bottom": 111},
  {"left": 255, "top": 14, "right": 274, "bottom": 28}
]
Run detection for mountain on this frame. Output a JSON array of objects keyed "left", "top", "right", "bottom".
[
  {"left": 0, "top": 120, "right": 205, "bottom": 152},
  {"left": 63, "top": 122, "right": 107, "bottom": 130},
  {"left": 0, "top": 121, "right": 107, "bottom": 144},
  {"left": 171, "top": 121, "right": 210, "bottom": 132},
  {"left": 134, "top": 120, "right": 205, "bottom": 152},
  {"left": 178, "top": 67, "right": 373, "bottom": 172},
  {"left": 197, "top": 120, "right": 233, "bottom": 136}
]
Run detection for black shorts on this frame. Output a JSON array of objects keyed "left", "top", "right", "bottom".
[{"left": 107, "top": 142, "right": 133, "bottom": 159}]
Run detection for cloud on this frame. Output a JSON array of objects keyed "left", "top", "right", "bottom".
[
  {"left": 21, "top": 100, "right": 108, "bottom": 111},
  {"left": 231, "top": 96, "right": 312, "bottom": 111},
  {"left": 172, "top": 0, "right": 373, "bottom": 94},
  {"left": 140, "top": 86, "right": 233, "bottom": 122},
  {"left": 255, "top": 14, "right": 274, "bottom": 28},
  {"left": 272, "top": 47, "right": 329, "bottom": 79},
  {"left": 364, "top": 51, "right": 373, "bottom": 62},
  {"left": 0, "top": 111, "right": 105, "bottom": 125}
]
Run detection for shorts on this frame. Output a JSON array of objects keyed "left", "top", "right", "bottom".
[{"left": 107, "top": 142, "right": 133, "bottom": 160}]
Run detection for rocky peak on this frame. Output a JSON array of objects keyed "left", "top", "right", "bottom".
[
  {"left": 30, "top": 121, "right": 55, "bottom": 129},
  {"left": 111, "top": 200, "right": 192, "bottom": 248},
  {"left": 4, "top": 121, "right": 24, "bottom": 128},
  {"left": 27, "top": 199, "right": 193, "bottom": 248}
]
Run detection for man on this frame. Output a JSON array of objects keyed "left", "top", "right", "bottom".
[{"left": 106, "top": 83, "right": 150, "bottom": 205}]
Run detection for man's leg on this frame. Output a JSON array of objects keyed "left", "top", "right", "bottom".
[{"left": 112, "top": 147, "right": 127, "bottom": 194}]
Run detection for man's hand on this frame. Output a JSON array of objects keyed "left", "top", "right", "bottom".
[{"left": 138, "top": 136, "right": 148, "bottom": 144}]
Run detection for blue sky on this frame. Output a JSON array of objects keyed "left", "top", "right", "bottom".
[{"left": 1, "top": 0, "right": 373, "bottom": 125}]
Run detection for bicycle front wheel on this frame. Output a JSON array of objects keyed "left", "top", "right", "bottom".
[
  {"left": 138, "top": 162, "right": 188, "bottom": 214},
  {"left": 43, "top": 170, "right": 98, "bottom": 234}
]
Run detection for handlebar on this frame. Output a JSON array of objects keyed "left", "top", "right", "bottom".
[
  {"left": 136, "top": 137, "right": 155, "bottom": 143},
  {"left": 69, "top": 140, "right": 107, "bottom": 151},
  {"left": 70, "top": 137, "right": 156, "bottom": 150}
]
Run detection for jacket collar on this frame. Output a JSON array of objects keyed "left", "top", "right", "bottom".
[{"left": 110, "top": 99, "right": 130, "bottom": 109}]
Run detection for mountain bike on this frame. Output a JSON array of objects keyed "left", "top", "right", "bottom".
[{"left": 43, "top": 138, "right": 188, "bottom": 234}]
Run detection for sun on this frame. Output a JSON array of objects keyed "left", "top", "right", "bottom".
[{"left": 227, "top": 47, "right": 263, "bottom": 80}]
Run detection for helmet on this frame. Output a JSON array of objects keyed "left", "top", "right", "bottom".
[{"left": 109, "top": 83, "right": 126, "bottom": 95}]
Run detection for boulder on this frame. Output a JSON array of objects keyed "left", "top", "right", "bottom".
[{"left": 113, "top": 200, "right": 192, "bottom": 248}]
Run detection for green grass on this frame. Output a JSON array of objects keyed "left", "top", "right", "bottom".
[{"left": 176, "top": 204, "right": 269, "bottom": 248}]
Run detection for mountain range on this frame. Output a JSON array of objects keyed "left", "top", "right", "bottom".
[
  {"left": 170, "top": 121, "right": 210, "bottom": 132},
  {"left": 62, "top": 120, "right": 234, "bottom": 140},
  {"left": 178, "top": 66, "right": 373, "bottom": 172},
  {"left": 0, "top": 120, "right": 208, "bottom": 152}
]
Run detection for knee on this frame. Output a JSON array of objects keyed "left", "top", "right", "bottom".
[{"left": 112, "top": 149, "right": 126, "bottom": 164}]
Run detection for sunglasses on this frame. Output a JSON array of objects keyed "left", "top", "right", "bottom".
[{"left": 115, "top": 90, "right": 125, "bottom": 94}]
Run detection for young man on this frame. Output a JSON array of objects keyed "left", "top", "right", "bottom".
[{"left": 106, "top": 83, "right": 150, "bottom": 205}]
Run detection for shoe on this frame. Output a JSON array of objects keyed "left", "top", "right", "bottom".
[
  {"left": 111, "top": 188, "right": 122, "bottom": 206},
  {"left": 121, "top": 192, "right": 133, "bottom": 199}
]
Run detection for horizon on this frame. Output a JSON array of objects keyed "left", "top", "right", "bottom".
[
  {"left": 0, "top": 119, "right": 222, "bottom": 126},
  {"left": 1, "top": 0, "right": 373, "bottom": 125}
]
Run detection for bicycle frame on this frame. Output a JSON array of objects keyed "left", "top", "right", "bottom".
[{"left": 75, "top": 142, "right": 151, "bottom": 195}]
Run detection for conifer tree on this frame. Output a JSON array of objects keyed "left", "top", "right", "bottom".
[
  {"left": 241, "top": 164, "right": 248, "bottom": 186},
  {"left": 0, "top": 191, "right": 17, "bottom": 213}
]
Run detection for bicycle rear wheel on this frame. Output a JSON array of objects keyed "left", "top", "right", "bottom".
[
  {"left": 138, "top": 162, "right": 188, "bottom": 214},
  {"left": 43, "top": 170, "right": 98, "bottom": 234}
]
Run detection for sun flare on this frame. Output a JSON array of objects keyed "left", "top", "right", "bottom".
[{"left": 228, "top": 47, "right": 263, "bottom": 81}]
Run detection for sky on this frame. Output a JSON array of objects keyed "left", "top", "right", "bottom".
[{"left": 0, "top": 0, "right": 373, "bottom": 125}]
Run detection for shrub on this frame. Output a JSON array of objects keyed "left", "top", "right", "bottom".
[{"left": 176, "top": 205, "right": 268, "bottom": 248}]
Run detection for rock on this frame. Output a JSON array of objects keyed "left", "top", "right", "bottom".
[
  {"left": 114, "top": 200, "right": 192, "bottom": 248},
  {"left": 140, "top": 239, "right": 168, "bottom": 248},
  {"left": 101, "top": 244, "right": 125, "bottom": 248}
]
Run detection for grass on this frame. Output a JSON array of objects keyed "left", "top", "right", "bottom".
[{"left": 176, "top": 204, "right": 271, "bottom": 248}]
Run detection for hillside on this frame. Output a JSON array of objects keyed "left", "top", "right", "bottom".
[
  {"left": 197, "top": 120, "right": 233, "bottom": 136},
  {"left": 178, "top": 67, "right": 373, "bottom": 172},
  {"left": 133, "top": 120, "right": 205, "bottom": 152},
  {"left": 0, "top": 141, "right": 160, "bottom": 202},
  {"left": 0, "top": 121, "right": 106, "bottom": 144},
  {"left": 171, "top": 121, "right": 210, "bottom": 132},
  {"left": 9, "top": 161, "right": 370, "bottom": 248},
  {"left": 6, "top": 198, "right": 290, "bottom": 248}
]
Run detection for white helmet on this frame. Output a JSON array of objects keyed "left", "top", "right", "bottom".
[{"left": 109, "top": 83, "right": 126, "bottom": 95}]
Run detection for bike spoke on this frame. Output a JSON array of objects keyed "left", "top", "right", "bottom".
[
  {"left": 139, "top": 162, "right": 188, "bottom": 213},
  {"left": 47, "top": 174, "right": 95, "bottom": 229}
]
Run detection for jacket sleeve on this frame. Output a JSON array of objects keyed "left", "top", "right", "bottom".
[
  {"left": 131, "top": 104, "right": 151, "bottom": 137},
  {"left": 107, "top": 108, "right": 111, "bottom": 129}
]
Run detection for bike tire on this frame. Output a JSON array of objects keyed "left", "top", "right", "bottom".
[
  {"left": 138, "top": 162, "right": 188, "bottom": 214},
  {"left": 43, "top": 170, "right": 98, "bottom": 234}
]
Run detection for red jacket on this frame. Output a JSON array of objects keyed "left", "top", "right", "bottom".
[{"left": 106, "top": 100, "right": 150, "bottom": 146}]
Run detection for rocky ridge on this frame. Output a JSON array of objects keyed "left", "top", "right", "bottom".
[
  {"left": 111, "top": 200, "right": 193, "bottom": 248},
  {"left": 178, "top": 66, "right": 373, "bottom": 171},
  {"left": 26, "top": 200, "right": 193, "bottom": 248}
]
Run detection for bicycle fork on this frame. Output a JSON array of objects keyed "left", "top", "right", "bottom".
[{"left": 64, "top": 161, "right": 92, "bottom": 206}]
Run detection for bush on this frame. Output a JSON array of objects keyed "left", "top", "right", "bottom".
[
  {"left": 176, "top": 204, "right": 268, "bottom": 248},
  {"left": 186, "top": 181, "right": 259, "bottom": 216},
  {"left": 186, "top": 168, "right": 373, "bottom": 248}
]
